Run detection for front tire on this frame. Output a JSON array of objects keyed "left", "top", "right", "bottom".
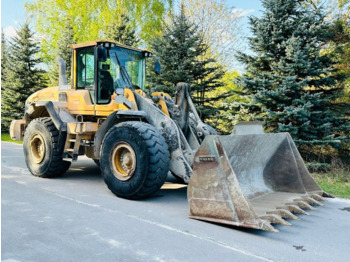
[
  {"left": 23, "top": 117, "right": 71, "bottom": 177},
  {"left": 93, "top": 159, "right": 100, "bottom": 167},
  {"left": 100, "top": 121, "right": 170, "bottom": 199}
]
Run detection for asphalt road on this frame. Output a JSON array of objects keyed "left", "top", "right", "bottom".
[{"left": 2, "top": 141, "right": 350, "bottom": 262}]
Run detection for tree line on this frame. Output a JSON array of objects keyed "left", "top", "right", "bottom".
[{"left": 1, "top": 0, "right": 349, "bottom": 164}]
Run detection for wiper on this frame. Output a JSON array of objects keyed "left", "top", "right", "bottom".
[{"left": 114, "top": 52, "right": 133, "bottom": 89}]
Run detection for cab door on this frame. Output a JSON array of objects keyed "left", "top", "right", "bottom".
[{"left": 67, "top": 47, "right": 95, "bottom": 115}]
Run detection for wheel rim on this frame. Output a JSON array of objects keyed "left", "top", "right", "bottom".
[
  {"left": 30, "top": 134, "right": 45, "bottom": 164},
  {"left": 111, "top": 142, "right": 136, "bottom": 181}
]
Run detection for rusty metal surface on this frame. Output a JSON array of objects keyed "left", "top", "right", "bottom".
[{"left": 188, "top": 134, "right": 325, "bottom": 232}]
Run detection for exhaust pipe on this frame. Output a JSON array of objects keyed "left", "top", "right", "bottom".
[{"left": 57, "top": 57, "right": 68, "bottom": 87}]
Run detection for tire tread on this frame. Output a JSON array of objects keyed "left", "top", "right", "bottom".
[
  {"left": 102, "top": 121, "right": 170, "bottom": 199},
  {"left": 24, "top": 117, "right": 70, "bottom": 178}
]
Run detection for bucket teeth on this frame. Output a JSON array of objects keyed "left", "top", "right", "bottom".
[
  {"left": 259, "top": 220, "right": 279, "bottom": 232},
  {"left": 261, "top": 214, "right": 292, "bottom": 226},
  {"left": 187, "top": 133, "right": 326, "bottom": 232},
  {"left": 267, "top": 209, "right": 299, "bottom": 220},
  {"left": 290, "top": 200, "right": 316, "bottom": 210},
  {"left": 310, "top": 194, "right": 326, "bottom": 202},
  {"left": 302, "top": 196, "right": 324, "bottom": 206},
  {"left": 281, "top": 205, "right": 309, "bottom": 215}
]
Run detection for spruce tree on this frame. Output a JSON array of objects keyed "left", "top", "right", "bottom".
[
  {"left": 104, "top": 12, "right": 139, "bottom": 47},
  {"left": 1, "top": 23, "right": 47, "bottom": 132},
  {"left": 1, "top": 31, "right": 8, "bottom": 91},
  {"left": 149, "top": 5, "right": 225, "bottom": 121},
  {"left": 235, "top": 0, "right": 349, "bottom": 150}
]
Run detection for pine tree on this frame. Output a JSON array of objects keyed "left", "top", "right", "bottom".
[
  {"left": 104, "top": 12, "right": 139, "bottom": 47},
  {"left": 1, "top": 31, "right": 8, "bottom": 91},
  {"left": 149, "top": 5, "right": 225, "bottom": 121},
  {"left": 1, "top": 23, "right": 47, "bottom": 132},
  {"left": 235, "top": 0, "right": 349, "bottom": 150}
]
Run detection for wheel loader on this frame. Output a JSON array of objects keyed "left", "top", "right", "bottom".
[{"left": 10, "top": 40, "right": 327, "bottom": 232}]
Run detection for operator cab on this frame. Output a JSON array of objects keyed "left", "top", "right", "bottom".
[{"left": 68, "top": 40, "right": 152, "bottom": 104}]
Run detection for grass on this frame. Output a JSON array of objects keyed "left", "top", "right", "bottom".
[
  {"left": 311, "top": 168, "right": 350, "bottom": 199},
  {"left": 1, "top": 133, "right": 23, "bottom": 144}
]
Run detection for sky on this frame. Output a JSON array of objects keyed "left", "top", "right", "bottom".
[
  {"left": 1, "top": 0, "right": 28, "bottom": 37},
  {"left": 1, "top": 0, "right": 264, "bottom": 71},
  {"left": 1, "top": 0, "right": 263, "bottom": 38}
]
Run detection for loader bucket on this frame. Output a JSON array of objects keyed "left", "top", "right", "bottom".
[{"left": 187, "top": 124, "right": 325, "bottom": 232}]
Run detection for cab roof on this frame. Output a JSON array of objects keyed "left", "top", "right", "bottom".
[{"left": 67, "top": 40, "right": 152, "bottom": 55}]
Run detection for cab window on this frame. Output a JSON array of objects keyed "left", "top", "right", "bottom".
[{"left": 77, "top": 48, "right": 95, "bottom": 89}]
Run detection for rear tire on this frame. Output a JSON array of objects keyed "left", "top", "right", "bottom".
[
  {"left": 23, "top": 117, "right": 71, "bottom": 177},
  {"left": 100, "top": 121, "right": 170, "bottom": 199}
]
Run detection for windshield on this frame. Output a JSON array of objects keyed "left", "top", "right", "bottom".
[{"left": 97, "top": 47, "right": 145, "bottom": 103}]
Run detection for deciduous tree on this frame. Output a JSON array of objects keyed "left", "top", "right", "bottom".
[
  {"left": 25, "top": 0, "right": 173, "bottom": 65},
  {"left": 183, "top": 0, "right": 245, "bottom": 69},
  {"left": 48, "top": 17, "right": 75, "bottom": 86}
]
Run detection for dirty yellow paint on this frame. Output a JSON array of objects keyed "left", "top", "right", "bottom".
[
  {"left": 151, "top": 91, "right": 172, "bottom": 99},
  {"left": 151, "top": 92, "right": 171, "bottom": 116},
  {"left": 73, "top": 50, "right": 77, "bottom": 89},
  {"left": 95, "top": 89, "right": 138, "bottom": 116}
]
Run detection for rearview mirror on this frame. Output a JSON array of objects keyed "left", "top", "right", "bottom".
[
  {"left": 154, "top": 61, "right": 161, "bottom": 75},
  {"left": 96, "top": 46, "right": 107, "bottom": 62}
]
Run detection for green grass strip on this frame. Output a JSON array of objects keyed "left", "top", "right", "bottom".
[
  {"left": 1, "top": 133, "right": 23, "bottom": 144},
  {"left": 312, "top": 173, "right": 350, "bottom": 199}
]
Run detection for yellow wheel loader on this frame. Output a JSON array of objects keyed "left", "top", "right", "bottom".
[{"left": 10, "top": 40, "right": 327, "bottom": 232}]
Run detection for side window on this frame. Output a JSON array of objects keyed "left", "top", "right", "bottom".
[
  {"left": 98, "top": 59, "right": 114, "bottom": 104},
  {"left": 77, "top": 48, "right": 95, "bottom": 89}
]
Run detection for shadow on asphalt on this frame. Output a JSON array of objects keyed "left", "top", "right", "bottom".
[
  {"left": 55, "top": 160, "right": 189, "bottom": 203},
  {"left": 63, "top": 168, "right": 102, "bottom": 180},
  {"left": 194, "top": 218, "right": 307, "bottom": 239},
  {"left": 21, "top": 159, "right": 322, "bottom": 238},
  {"left": 52, "top": 160, "right": 308, "bottom": 237},
  {"left": 42, "top": 160, "right": 330, "bottom": 238},
  {"left": 148, "top": 186, "right": 188, "bottom": 202}
]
